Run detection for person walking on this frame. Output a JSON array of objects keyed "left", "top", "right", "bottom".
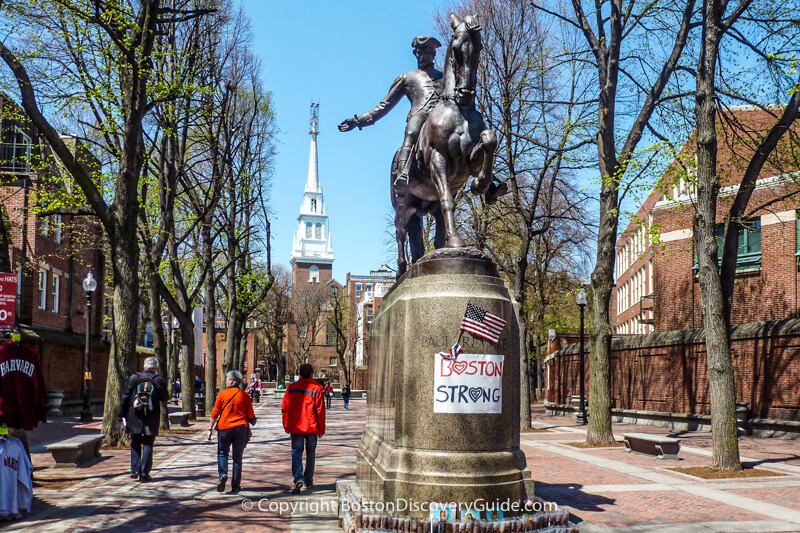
[
  {"left": 323, "top": 383, "right": 333, "bottom": 410},
  {"left": 342, "top": 385, "right": 351, "bottom": 410},
  {"left": 208, "top": 370, "right": 256, "bottom": 493},
  {"left": 282, "top": 364, "right": 325, "bottom": 494},
  {"left": 119, "top": 356, "right": 169, "bottom": 482}
]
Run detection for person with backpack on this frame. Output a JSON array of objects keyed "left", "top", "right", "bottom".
[
  {"left": 207, "top": 370, "right": 256, "bottom": 493},
  {"left": 119, "top": 357, "right": 169, "bottom": 482},
  {"left": 341, "top": 385, "right": 351, "bottom": 410}
]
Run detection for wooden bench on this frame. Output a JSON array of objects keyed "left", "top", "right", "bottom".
[
  {"left": 46, "top": 434, "right": 105, "bottom": 468},
  {"left": 169, "top": 411, "right": 192, "bottom": 427},
  {"left": 623, "top": 432, "right": 680, "bottom": 460}
]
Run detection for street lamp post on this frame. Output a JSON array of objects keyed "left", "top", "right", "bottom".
[
  {"left": 575, "top": 289, "right": 588, "bottom": 425},
  {"left": 80, "top": 272, "right": 97, "bottom": 422}
]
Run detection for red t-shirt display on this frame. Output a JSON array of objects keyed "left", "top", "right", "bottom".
[{"left": 0, "top": 342, "right": 47, "bottom": 430}]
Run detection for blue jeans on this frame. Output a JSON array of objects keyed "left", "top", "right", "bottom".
[
  {"left": 343, "top": 398, "right": 349, "bottom": 409},
  {"left": 325, "top": 394, "right": 332, "bottom": 409},
  {"left": 218, "top": 425, "right": 248, "bottom": 489},
  {"left": 291, "top": 433, "right": 317, "bottom": 486},
  {"left": 130, "top": 434, "right": 156, "bottom": 475}
]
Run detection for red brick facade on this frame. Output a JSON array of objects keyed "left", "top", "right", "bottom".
[{"left": 1, "top": 93, "right": 108, "bottom": 401}]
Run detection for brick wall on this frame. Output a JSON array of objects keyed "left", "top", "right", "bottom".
[{"left": 545, "top": 319, "right": 800, "bottom": 421}]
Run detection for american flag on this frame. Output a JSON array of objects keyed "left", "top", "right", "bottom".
[
  {"left": 461, "top": 303, "right": 507, "bottom": 344},
  {"left": 449, "top": 342, "right": 463, "bottom": 359}
]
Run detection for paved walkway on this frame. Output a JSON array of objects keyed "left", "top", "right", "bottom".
[
  {"left": 5, "top": 400, "right": 800, "bottom": 532},
  {"left": 525, "top": 405, "right": 800, "bottom": 532},
  {"left": 3, "top": 397, "right": 362, "bottom": 532}
]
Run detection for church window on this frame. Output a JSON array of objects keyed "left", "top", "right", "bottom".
[
  {"left": 311, "top": 199, "right": 317, "bottom": 211},
  {"left": 309, "top": 266, "right": 320, "bottom": 283},
  {"left": 315, "top": 223, "right": 322, "bottom": 239},
  {"left": 327, "top": 321, "right": 337, "bottom": 346},
  {"left": 306, "top": 222, "right": 312, "bottom": 238}
]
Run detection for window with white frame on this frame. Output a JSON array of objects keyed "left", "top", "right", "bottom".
[
  {"left": 305, "top": 222, "right": 312, "bottom": 238},
  {"left": 52, "top": 274, "right": 60, "bottom": 313},
  {"left": 40, "top": 216, "right": 49, "bottom": 237},
  {"left": 315, "top": 223, "right": 322, "bottom": 239},
  {"left": 38, "top": 269, "right": 47, "bottom": 309},
  {"left": 53, "top": 214, "right": 62, "bottom": 243},
  {"left": 355, "top": 283, "right": 362, "bottom": 298},
  {"left": 309, "top": 266, "right": 320, "bottom": 283}
]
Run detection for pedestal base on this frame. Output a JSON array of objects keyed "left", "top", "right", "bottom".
[{"left": 356, "top": 249, "right": 531, "bottom": 514}]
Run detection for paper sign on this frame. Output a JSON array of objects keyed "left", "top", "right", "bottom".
[
  {"left": 0, "top": 274, "right": 18, "bottom": 330},
  {"left": 433, "top": 353, "right": 504, "bottom": 414}
]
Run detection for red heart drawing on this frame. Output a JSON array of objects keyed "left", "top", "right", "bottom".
[{"left": 451, "top": 361, "right": 468, "bottom": 375}]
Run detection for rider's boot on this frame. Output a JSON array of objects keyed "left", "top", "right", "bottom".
[{"left": 394, "top": 146, "right": 413, "bottom": 184}]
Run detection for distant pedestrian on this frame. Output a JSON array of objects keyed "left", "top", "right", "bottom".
[
  {"left": 323, "top": 384, "right": 333, "bottom": 410},
  {"left": 208, "top": 371, "right": 256, "bottom": 493},
  {"left": 119, "top": 357, "right": 169, "bottom": 482},
  {"left": 194, "top": 375, "right": 202, "bottom": 394},
  {"left": 342, "top": 385, "right": 351, "bottom": 410},
  {"left": 282, "top": 363, "right": 325, "bottom": 494},
  {"left": 174, "top": 378, "right": 181, "bottom": 401}
]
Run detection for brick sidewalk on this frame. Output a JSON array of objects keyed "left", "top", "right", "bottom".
[
  {"left": 1, "top": 397, "right": 363, "bottom": 533},
  {"left": 5, "top": 400, "right": 800, "bottom": 532},
  {"left": 525, "top": 404, "right": 800, "bottom": 532}
]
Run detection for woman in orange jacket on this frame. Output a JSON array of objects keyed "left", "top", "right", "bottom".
[{"left": 208, "top": 371, "right": 255, "bottom": 493}]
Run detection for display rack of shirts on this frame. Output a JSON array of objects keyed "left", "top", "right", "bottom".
[
  {"left": 0, "top": 341, "right": 47, "bottom": 430},
  {"left": 0, "top": 434, "right": 33, "bottom": 519}
]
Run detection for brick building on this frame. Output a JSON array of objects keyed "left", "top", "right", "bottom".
[
  {"left": 547, "top": 107, "right": 800, "bottom": 429},
  {"left": 0, "top": 93, "right": 109, "bottom": 412},
  {"left": 344, "top": 265, "right": 394, "bottom": 390}
]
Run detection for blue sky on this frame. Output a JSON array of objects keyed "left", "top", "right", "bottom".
[{"left": 241, "top": 0, "right": 451, "bottom": 281}]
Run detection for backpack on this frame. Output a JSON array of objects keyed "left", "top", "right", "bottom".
[{"left": 132, "top": 374, "right": 155, "bottom": 415}]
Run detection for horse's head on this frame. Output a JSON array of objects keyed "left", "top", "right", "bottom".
[{"left": 446, "top": 14, "right": 482, "bottom": 106}]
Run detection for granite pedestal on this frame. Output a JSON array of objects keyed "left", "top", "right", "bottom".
[{"left": 357, "top": 249, "right": 532, "bottom": 515}]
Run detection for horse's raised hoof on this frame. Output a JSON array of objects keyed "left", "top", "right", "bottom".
[
  {"left": 470, "top": 178, "right": 491, "bottom": 196},
  {"left": 485, "top": 180, "right": 508, "bottom": 205}
]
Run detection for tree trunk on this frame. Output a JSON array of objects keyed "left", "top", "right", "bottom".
[
  {"left": 148, "top": 275, "right": 169, "bottom": 430},
  {"left": 587, "top": 189, "right": 618, "bottom": 445},
  {"left": 102, "top": 223, "right": 140, "bottom": 446},
  {"left": 203, "top": 226, "right": 217, "bottom": 412},
  {"left": 180, "top": 325, "right": 196, "bottom": 419},
  {"left": 693, "top": 0, "right": 741, "bottom": 470}
]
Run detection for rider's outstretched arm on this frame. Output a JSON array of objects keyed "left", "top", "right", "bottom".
[{"left": 339, "top": 75, "right": 405, "bottom": 131}]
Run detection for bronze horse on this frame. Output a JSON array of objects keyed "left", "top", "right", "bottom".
[{"left": 391, "top": 14, "right": 501, "bottom": 276}]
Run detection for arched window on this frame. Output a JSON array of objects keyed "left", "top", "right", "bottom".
[
  {"left": 315, "top": 223, "right": 322, "bottom": 239},
  {"left": 309, "top": 266, "right": 319, "bottom": 283},
  {"left": 305, "top": 222, "right": 312, "bottom": 238},
  {"left": 311, "top": 199, "right": 317, "bottom": 212}
]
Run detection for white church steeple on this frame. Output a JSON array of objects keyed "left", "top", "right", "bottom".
[{"left": 291, "top": 102, "right": 334, "bottom": 267}]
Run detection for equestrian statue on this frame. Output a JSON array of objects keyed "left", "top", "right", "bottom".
[{"left": 339, "top": 14, "right": 506, "bottom": 276}]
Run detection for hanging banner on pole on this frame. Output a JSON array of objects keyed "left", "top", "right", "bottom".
[
  {"left": 433, "top": 352, "right": 504, "bottom": 414},
  {"left": 0, "top": 273, "right": 18, "bottom": 331}
]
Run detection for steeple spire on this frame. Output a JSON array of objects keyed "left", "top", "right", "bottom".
[
  {"left": 305, "top": 102, "right": 320, "bottom": 193},
  {"left": 291, "top": 102, "right": 334, "bottom": 268}
]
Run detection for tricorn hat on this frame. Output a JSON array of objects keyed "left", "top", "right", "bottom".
[{"left": 411, "top": 36, "right": 442, "bottom": 50}]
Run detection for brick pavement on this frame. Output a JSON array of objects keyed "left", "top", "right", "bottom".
[
  {"left": 1, "top": 397, "right": 363, "bottom": 533},
  {"left": 5, "top": 400, "right": 800, "bottom": 532}
]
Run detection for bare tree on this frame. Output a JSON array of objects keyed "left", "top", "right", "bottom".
[
  {"left": 0, "top": 0, "right": 184, "bottom": 445},
  {"left": 692, "top": 0, "right": 800, "bottom": 470},
  {"left": 289, "top": 285, "right": 328, "bottom": 370},
  {"left": 534, "top": 0, "right": 698, "bottom": 444}
]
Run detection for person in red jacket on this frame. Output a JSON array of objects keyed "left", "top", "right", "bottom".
[{"left": 281, "top": 363, "right": 325, "bottom": 494}]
